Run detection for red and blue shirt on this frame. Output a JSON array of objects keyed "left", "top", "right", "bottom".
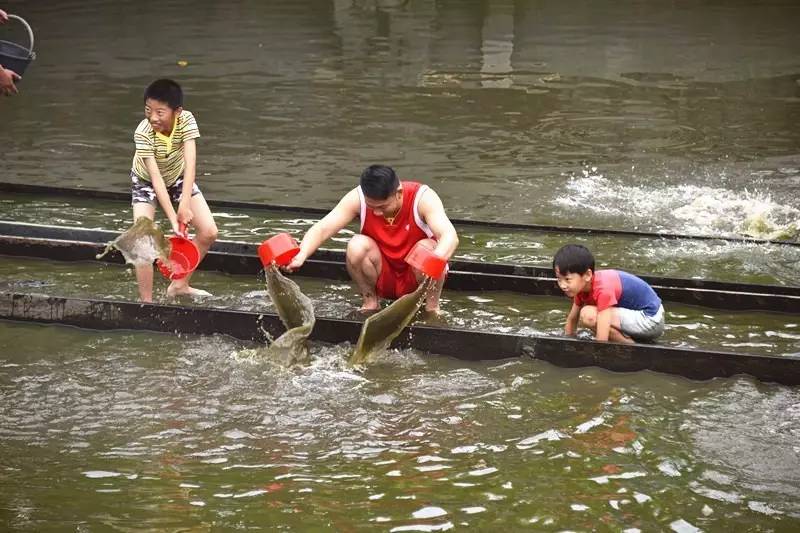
[{"left": 575, "top": 269, "right": 662, "bottom": 317}]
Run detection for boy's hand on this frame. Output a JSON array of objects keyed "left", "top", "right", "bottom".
[
  {"left": 0, "top": 68, "right": 20, "bottom": 96},
  {"left": 169, "top": 217, "right": 184, "bottom": 237},
  {"left": 0, "top": 10, "right": 9, "bottom": 23},
  {"left": 177, "top": 202, "right": 194, "bottom": 226}
]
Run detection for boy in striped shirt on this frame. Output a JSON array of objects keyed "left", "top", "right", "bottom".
[
  {"left": 130, "top": 79, "right": 218, "bottom": 302},
  {"left": 553, "top": 244, "right": 665, "bottom": 343}
]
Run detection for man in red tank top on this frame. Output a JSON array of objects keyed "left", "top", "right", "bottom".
[{"left": 286, "top": 165, "right": 459, "bottom": 313}]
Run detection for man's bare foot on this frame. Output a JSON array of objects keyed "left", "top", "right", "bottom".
[
  {"left": 167, "top": 283, "right": 212, "bottom": 298},
  {"left": 424, "top": 305, "right": 441, "bottom": 316},
  {"left": 359, "top": 295, "right": 379, "bottom": 314},
  {"left": 357, "top": 307, "right": 380, "bottom": 317}
]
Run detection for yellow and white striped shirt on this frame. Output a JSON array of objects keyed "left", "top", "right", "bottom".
[{"left": 130, "top": 110, "right": 200, "bottom": 187}]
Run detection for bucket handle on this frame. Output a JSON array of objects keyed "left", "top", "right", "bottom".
[{"left": 6, "top": 14, "right": 35, "bottom": 59}]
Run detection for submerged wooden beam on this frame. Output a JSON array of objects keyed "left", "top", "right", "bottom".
[
  {"left": 2, "top": 181, "right": 798, "bottom": 247},
  {"left": 2, "top": 291, "right": 799, "bottom": 386},
  {"left": 1, "top": 222, "right": 799, "bottom": 314}
]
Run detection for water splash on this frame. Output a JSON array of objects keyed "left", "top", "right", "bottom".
[
  {"left": 95, "top": 217, "right": 171, "bottom": 266},
  {"left": 350, "top": 277, "right": 433, "bottom": 366},
  {"left": 261, "top": 265, "right": 316, "bottom": 366},
  {"left": 553, "top": 166, "right": 799, "bottom": 239}
]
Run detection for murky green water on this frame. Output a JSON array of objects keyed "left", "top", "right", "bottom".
[
  {"left": 1, "top": 256, "right": 800, "bottom": 357},
  {"left": 1, "top": 0, "right": 800, "bottom": 528},
  {"left": 2, "top": 321, "right": 799, "bottom": 530},
  {"left": 2, "top": 193, "right": 799, "bottom": 287}
]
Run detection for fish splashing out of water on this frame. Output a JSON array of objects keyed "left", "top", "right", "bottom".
[
  {"left": 741, "top": 214, "right": 798, "bottom": 241},
  {"left": 350, "top": 277, "right": 434, "bottom": 366},
  {"left": 263, "top": 264, "right": 316, "bottom": 366},
  {"left": 96, "top": 217, "right": 171, "bottom": 266}
]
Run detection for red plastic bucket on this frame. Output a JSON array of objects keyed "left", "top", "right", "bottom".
[
  {"left": 258, "top": 233, "right": 300, "bottom": 267},
  {"left": 156, "top": 225, "right": 200, "bottom": 280},
  {"left": 404, "top": 241, "right": 447, "bottom": 278}
]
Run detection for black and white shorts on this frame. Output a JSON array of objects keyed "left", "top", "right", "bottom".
[{"left": 130, "top": 172, "right": 201, "bottom": 205}]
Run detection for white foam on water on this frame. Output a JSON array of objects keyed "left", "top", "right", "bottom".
[
  {"left": 468, "top": 467, "right": 498, "bottom": 476},
  {"left": 517, "top": 429, "right": 568, "bottom": 447},
  {"left": 223, "top": 429, "right": 254, "bottom": 440},
  {"left": 83, "top": 470, "right": 122, "bottom": 479},
  {"left": 747, "top": 501, "right": 782, "bottom": 516},
  {"left": 589, "top": 471, "right": 647, "bottom": 484},
  {"left": 669, "top": 519, "right": 700, "bottom": 533},
  {"left": 413, "top": 506, "right": 448, "bottom": 519},
  {"left": 574, "top": 416, "right": 606, "bottom": 434},
  {"left": 553, "top": 170, "right": 799, "bottom": 238},
  {"left": 390, "top": 523, "right": 453, "bottom": 532},
  {"left": 233, "top": 489, "right": 268, "bottom": 498}
]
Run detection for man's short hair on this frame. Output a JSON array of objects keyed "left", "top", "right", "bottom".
[
  {"left": 144, "top": 79, "right": 183, "bottom": 110},
  {"left": 553, "top": 244, "right": 595, "bottom": 275},
  {"left": 360, "top": 165, "right": 399, "bottom": 200}
]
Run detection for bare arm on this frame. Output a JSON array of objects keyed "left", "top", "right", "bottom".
[
  {"left": 286, "top": 189, "right": 360, "bottom": 270},
  {"left": 177, "top": 138, "right": 197, "bottom": 226},
  {"left": 595, "top": 307, "right": 612, "bottom": 342},
  {"left": 143, "top": 158, "right": 180, "bottom": 234},
  {"left": 565, "top": 303, "right": 580, "bottom": 336},
  {"left": 417, "top": 188, "right": 459, "bottom": 259}
]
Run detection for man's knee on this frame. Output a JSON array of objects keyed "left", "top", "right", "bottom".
[{"left": 347, "top": 234, "right": 376, "bottom": 260}]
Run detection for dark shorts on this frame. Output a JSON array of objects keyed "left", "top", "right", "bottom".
[{"left": 130, "top": 172, "right": 201, "bottom": 205}]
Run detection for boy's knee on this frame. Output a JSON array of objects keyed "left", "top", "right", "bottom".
[
  {"left": 197, "top": 224, "right": 218, "bottom": 244},
  {"left": 579, "top": 306, "right": 597, "bottom": 328}
]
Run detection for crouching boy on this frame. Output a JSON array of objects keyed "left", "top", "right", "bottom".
[{"left": 553, "top": 244, "right": 665, "bottom": 343}]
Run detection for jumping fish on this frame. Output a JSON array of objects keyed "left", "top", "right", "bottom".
[
  {"left": 96, "top": 217, "right": 171, "bottom": 266},
  {"left": 263, "top": 264, "right": 316, "bottom": 366},
  {"left": 350, "top": 277, "right": 433, "bottom": 365}
]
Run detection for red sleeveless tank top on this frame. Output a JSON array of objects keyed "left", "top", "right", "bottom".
[{"left": 358, "top": 181, "right": 434, "bottom": 272}]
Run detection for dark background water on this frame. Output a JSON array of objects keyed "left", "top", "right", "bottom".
[{"left": 1, "top": 0, "right": 799, "bottom": 233}]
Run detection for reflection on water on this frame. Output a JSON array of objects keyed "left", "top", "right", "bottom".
[
  {"left": 1, "top": 322, "right": 798, "bottom": 529},
  {"left": 1, "top": 0, "right": 798, "bottom": 230}
]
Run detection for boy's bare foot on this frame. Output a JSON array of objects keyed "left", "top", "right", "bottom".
[{"left": 167, "top": 283, "right": 212, "bottom": 298}]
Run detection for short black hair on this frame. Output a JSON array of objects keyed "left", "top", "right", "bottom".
[
  {"left": 553, "top": 244, "right": 595, "bottom": 275},
  {"left": 360, "top": 165, "right": 399, "bottom": 200},
  {"left": 144, "top": 79, "right": 183, "bottom": 109}
]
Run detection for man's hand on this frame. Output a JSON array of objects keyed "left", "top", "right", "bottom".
[
  {"left": 0, "top": 68, "right": 20, "bottom": 96},
  {"left": 284, "top": 251, "right": 307, "bottom": 272},
  {"left": 176, "top": 202, "right": 194, "bottom": 227},
  {"left": 0, "top": 10, "right": 9, "bottom": 23}
]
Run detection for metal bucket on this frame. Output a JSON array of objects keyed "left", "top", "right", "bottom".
[{"left": 0, "top": 14, "right": 35, "bottom": 76}]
